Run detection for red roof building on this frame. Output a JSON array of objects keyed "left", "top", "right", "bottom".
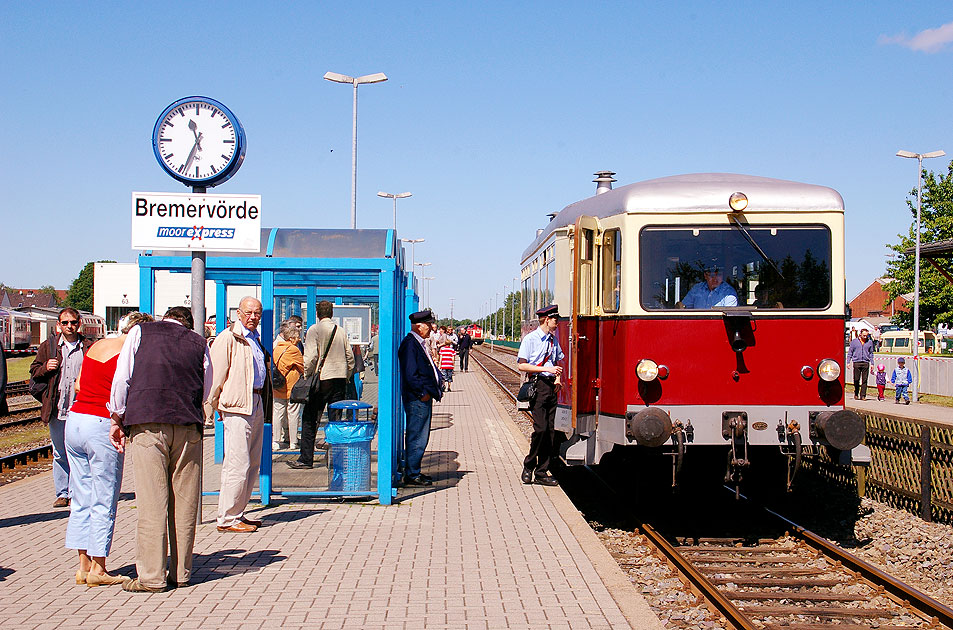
[{"left": 848, "top": 278, "right": 909, "bottom": 319}]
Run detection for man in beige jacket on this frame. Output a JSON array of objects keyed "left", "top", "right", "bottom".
[
  {"left": 289, "top": 300, "right": 355, "bottom": 469},
  {"left": 208, "top": 297, "right": 273, "bottom": 532}
]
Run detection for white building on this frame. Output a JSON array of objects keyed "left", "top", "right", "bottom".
[{"left": 93, "top": 262, "right": 259, "bottom": 333}]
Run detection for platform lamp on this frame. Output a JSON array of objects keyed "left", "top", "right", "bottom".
[
  {"left": 896, "top": 148, "right": 946, "bottom": 403},
  {"left": 401, "top": 238, "right": 424, "bottom": 271},
  {"left": 378, "top": 191, "right": 412, "bottom": 231},
  {"left": 324, "top": 71, "right": 388, "bottom": 229},
  {"left": 422, "top": 276, "right": 435, "bottom": 309}
]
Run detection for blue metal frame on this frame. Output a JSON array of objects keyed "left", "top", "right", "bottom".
[{"left": 138, "top": 229, "right": 410, "bottom": 505}]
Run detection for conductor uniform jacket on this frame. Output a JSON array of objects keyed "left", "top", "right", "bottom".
[{"left": 398, "top": 332, "right": 443, "bottom": 405}]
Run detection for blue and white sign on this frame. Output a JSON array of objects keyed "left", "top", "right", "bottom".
[{"left": 131, "top": 191, "right": 261, "bottom": 252}]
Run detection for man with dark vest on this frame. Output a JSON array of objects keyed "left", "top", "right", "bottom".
[
  {"left": 397, "top": 309, "right": 443, "bottom": 486},
  {"left": 108, "top": 306, "right": 211, "bottom": 593},
  {"left": 456, "top": 328, "right": 472, "bottom": 373}
]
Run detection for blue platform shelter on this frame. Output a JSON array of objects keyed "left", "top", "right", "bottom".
[{"left": 137, "top": 228, "right": 417, "bottom": 505}]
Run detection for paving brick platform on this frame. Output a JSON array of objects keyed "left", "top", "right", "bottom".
[{"left": 0, "top": 370, "right": 661, "bottom": 629}]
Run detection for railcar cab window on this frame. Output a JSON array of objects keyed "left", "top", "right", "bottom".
[
  {"left": 602, "top": 229, "right": 622, "bottom": 313},
  {"left": 639, "top": 225, "right": 832, "bottom": 310}
]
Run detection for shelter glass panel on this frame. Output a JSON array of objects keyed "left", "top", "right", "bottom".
[{"left": 639, "top": 225, "right": 832, "bottom": 310}]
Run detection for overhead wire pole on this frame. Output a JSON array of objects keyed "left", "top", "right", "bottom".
[
  {"left": 896, "top": 148, "right": 946, "bottom": 403},
  {"left": 324, "top": 71, "right": 388, "bottom": 228}
]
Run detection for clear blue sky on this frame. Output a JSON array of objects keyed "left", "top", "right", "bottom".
[{"left": 3, "top": 2, "right": 953, "bottom": 320}]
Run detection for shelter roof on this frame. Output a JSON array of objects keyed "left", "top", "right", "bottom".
[{"left": 149, "top": 228, "right": 393, "bottom": 259}]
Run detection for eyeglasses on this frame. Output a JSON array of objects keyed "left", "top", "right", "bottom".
[
  {"left": 59, "top": 320, "right": 80, "bottom": 326},
  {"left": 238, "top": 310, "right": 262, "bottom": 318}
]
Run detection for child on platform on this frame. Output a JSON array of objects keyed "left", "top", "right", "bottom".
[
  {"left": 875, "top": 363, "right": 887, "bottom": 401},
  {"left": 891, "top": 358, "right": 913, "bottom": 405},
  {"left": 439, "top": 343, "right": 456, "bottom": 392}
]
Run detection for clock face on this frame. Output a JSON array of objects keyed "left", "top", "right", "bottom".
[{"left": 152, "top": 97, "right": 245, "bottom": 187}]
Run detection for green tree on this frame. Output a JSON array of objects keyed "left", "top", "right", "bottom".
[
  {"left": 885, "top": 162, "right": 953, "bottom": 329},
  {"left": 38, "top": 284, "right": 60, "bottom": 306},
  {"left": 65, "top": 260, "right": 115, "bottom": 312}
]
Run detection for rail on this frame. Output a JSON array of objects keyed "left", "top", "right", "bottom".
[{"left": 0, "top": 444, "right": 52, "bottom": 471}]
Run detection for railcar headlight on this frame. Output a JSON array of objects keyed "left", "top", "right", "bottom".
[
  {"left": 636, "top": 359, "right": 659, "bottom": 382},
  {"left": 729, "top": 191, "right": 748, "bottom": 212},
  {"left": 817, "top": 359, "right": 841, "bottom": 382}
]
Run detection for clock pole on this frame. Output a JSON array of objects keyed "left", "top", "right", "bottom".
[{"left": 191, "top": 185, "right": 207, "bottom": 335}]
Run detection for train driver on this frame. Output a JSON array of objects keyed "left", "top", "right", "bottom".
[{"left": 680, "top": 263, "right": 738, "bottom": 309}]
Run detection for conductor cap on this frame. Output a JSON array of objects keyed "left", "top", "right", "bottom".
[
  {"left": 536, "top": 304, "right": 560, "bottom": 319},
  {"left": 409, "top": 309, "right": 436, "bottom": 324}
]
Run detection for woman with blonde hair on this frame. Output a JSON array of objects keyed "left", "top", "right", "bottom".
[{"left": 65, "top": 311, "right": 153, "bottom": 586}]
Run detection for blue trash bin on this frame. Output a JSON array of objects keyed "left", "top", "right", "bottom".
[{"left": 326, "top": 400, "right": 377, "bottom": 492}]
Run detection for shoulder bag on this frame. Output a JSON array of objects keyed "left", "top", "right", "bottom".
[
  {"left": 516, "top": 336, "right": 555, "bottom": 404},
  {"left": 289, "top": 325, "right": 337, "bottom": 403},
  {"left": 271, "top": 346, "right": 291, "bottom": 389},
  {"left": 28, "top": 336, "right": 58, "bottom": 402}
]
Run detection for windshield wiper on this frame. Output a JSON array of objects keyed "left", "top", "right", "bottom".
[{"left": 729, "top": 216, "right": 784, "bottom": 279}]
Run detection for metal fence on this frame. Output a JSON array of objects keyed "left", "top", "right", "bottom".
[{"left": 871, "top": 354, "right": 953, "bottom": 397}]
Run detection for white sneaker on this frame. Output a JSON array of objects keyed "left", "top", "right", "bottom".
[{"left": 272, "top": 442, "right": 281, "bottom": 451}]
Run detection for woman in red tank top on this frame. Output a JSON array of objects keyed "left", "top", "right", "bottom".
[{"left": 64, "top": 312, "right": 152, "bottom": 587}]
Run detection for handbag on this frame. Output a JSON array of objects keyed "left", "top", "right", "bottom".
[
  {"left": 271, "top": 346, "right": 290, "bottom": 389},
  {"left": 289, "top": 325, "right": 337, "bottom": 403},
  {"left": 516, "top": 377, "right": 537, "bottom": 402}
]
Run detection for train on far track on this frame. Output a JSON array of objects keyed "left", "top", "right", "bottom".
[
  {"left": 519, "top": 172, "right": 866, "bottom": 491},
  {"left": 0, "top": 308, "right": 32, "bottom": 351}
]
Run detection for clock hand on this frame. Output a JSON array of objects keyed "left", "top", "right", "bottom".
[
  {"left": 183, "top": 137, "right": 200, "bottom": 173},
  {"left": 189, "top": 120, "right": 204, "bottom": 151}
]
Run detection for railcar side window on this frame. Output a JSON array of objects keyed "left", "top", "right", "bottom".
[
  {"left": 602, "top": 229, "right": 621, "bottom": 312},
  {"left": 639, "top": 225, "right": 832, "bottom": 310}
]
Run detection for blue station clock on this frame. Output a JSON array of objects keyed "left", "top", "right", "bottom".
[{"left": 152, "top": 96, "right": 246, "bottom": 188}]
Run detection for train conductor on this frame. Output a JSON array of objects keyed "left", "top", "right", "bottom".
[
  {"left": 517, "top": 304, "right": 565, "bottom": 486},
  {"left": 398, "top": 309, "right": 443, "bottom": 486}
]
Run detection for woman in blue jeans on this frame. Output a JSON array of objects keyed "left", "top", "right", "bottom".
[{"left": 65, "top": 312, "right": 151, "bottom": 586}]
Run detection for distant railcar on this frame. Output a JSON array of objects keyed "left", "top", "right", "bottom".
[
  {"left": 79, "top": 313, "right": 106, "bottom": 341},
  {"left": 466, "top": 324, "right": 484, "bottom": 345},
  {"left": 0, "top": 308, "right": 32, "bottom": 350},
  {"left": 519, "top": 173, "right": 865, "bottom": 491}
]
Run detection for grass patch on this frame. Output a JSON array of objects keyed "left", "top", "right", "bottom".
[
  {"left": 0, "top": 425, "right": 48, "bottom": 451},
  {"left": 6, "top": 357, "right": 33, "bottom": 382}
]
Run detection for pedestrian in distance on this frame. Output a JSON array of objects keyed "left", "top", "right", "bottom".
[
  {"left": 457, "top": 328, "right": 472, "bottom": 372},
  {"left": 367, "top": 325, "right": 379, "bottom": 376},
  {"left": 290, "top": 300, "right": 355, "bottom": 470},
  {"left": 875, "top": 363, "right": 887, "bottom": 401},
  {"left": 30, "top": 307, "right": 94, "bottom": 508},
  {"left": 272, "top": 319, "right": 304, "bottom": 452},
  {"left": 517, "top": 304, "right": 565, "bottom": 487},
  {"left": 438, "top": 342, "right": 455, "bottom": 392},
  {"left": 846, "top": 328, "right": 874, "bottom": 400},
  {"left": 108, "top": 306, "right": 212, "bottom": 593},
  {"left": 398, "top": 309, "right": 443, "bottom": 486},
  {"left": 208, "top": 296, "right": 273, "bottom": 533},
  {"left": 891, "top": 358, "right": 913, "bottom": 405},
  {"left": 66, "top": 311, "right": 153, "bottom": 587}
]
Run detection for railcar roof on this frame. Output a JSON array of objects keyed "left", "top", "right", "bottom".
[{"left": 522, "top": 173, "right": 844, "bottom": 261}]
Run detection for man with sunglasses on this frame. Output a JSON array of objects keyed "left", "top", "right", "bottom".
[{"left": 30, "top": 308, "right": 94, "bottom": 507}]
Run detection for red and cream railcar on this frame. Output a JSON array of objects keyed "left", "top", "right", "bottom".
[{"left": 519, "top": 173, "right": 865, "bottom": 488}]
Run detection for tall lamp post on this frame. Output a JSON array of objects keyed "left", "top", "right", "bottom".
[
  {"left": 415, "top": 262, "right": 432, "bottom": 306},
  {"left": 422, "top": 277, "right": 435, "bottom": 309},
  {"left": 378, "top": 190, "right": 412, "bottom": 231},
  {"left": 401, "top": 238, "right": 424, "bottom": 270},
  {"left": 324, "top": 71, "right": 388, "bottom": 228},
  {"left": 896, "top": 148, "right": 946, "bottom": 403}
]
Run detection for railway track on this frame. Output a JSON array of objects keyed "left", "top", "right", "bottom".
[
  {"left": 471, "top": 344, "right": 953, "bottom": 629},
  {"left": 0, "top": 444, "right": 53, "bottom": 472},
  {"left": 5, "top": 379, "right": 30, "bottom": 398}
]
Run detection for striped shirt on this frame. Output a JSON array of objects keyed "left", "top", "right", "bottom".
[{"left": 439, "top": 345, "right": 456, "bottom": 370}]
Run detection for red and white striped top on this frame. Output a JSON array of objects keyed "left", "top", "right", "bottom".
[{"left": 438, "top": 345, "right": 456, "bottom": 370}]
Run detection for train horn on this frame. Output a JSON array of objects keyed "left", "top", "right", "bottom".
[
  {"left": 625, "top": 407, "right": 673, "bottom": 448},
  {"left": 811, "top": 410, "right": 866, "bottom": 451}
]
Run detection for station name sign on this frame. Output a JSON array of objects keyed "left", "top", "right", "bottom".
[{"left": 131, "top": 191, "right": 262, "bottom": 252}]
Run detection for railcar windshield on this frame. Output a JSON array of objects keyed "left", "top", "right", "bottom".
[{"left": 639, "top": 225, "right": 832, "bottom": 310}]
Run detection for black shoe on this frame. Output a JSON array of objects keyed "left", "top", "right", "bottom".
[
  {"left": 405, "top": 474, "right": 432, "bottom": 487},
  {"left": 417, "top": 473, "right": 434, "bottom": 482},
  {"left": 287, "top": 460, "right": 312, "bottom": 469},
  {"left": 521, "top": 469, "right": 533, "bottom": 484},
  {"left": 534, "top": 474, "right": 558, "bottom": 486}
]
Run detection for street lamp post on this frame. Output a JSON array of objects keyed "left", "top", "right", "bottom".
[
  {"left": 512, "top": 277, "right": 517, "bottom": 340},
  {"left": 400, "top": 238, "right": 424, "bottom": 270},
  {"left": 378, "top": 191, "right": 412, "bottom": 231},
  {"left": 896, "top": 148, "right": 946, "bottom": 403},
  {"left": 422, "top": 277, "right": 435, "bottom": 309},
  {"left": 324, "top": 71, "right": 388, "bottom": 229},
  {"left": 415, "top": 262, "right": 431, "bottom": 306},
  {"left": 449, "top": 297, "right": 454, "bottom": 330}
]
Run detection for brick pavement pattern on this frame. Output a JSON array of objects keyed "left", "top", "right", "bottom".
[{"left": 0, "top": 371, "right": 660, "bottom": 629}]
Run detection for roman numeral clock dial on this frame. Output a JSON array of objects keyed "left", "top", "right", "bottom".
[{"left": 151, "top": 96, "right": 246, "bottom": 187}]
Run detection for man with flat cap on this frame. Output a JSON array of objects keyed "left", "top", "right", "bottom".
[
  {"left": 517, "top": 304, "right": 565, "bottom": 486},
  {"left": 681, "top": 262, "right": 738, "bottom": 308},
  {"left": 398, "top": 309, "right": 443, "bottom": 486}
]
